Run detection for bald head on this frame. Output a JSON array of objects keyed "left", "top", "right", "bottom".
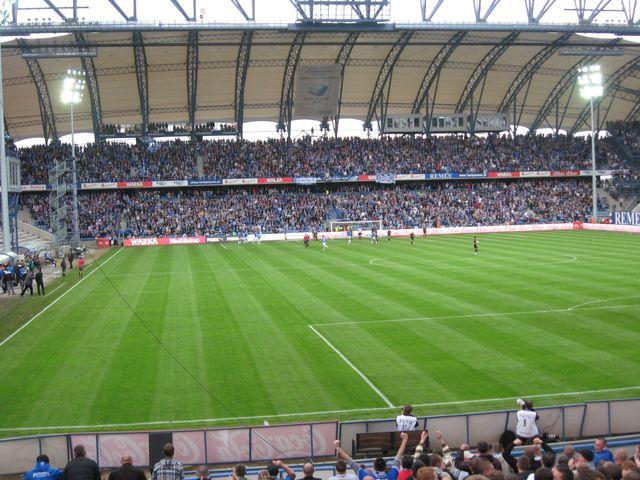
[
  {"left": 121, "top": 454, "right": 133, "bottom": 465},
  {"left": 303, "top": 463, "right": 315, "bottom": 476}
]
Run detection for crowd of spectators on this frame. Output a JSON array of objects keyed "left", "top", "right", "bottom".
[
  {"left": 20, "top": 179, "right": 591, "bottom": 238},
  {"left": 16, "top": 134, "right": 620, "bottom": 185}
]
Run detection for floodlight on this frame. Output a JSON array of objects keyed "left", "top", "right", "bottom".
[
  {"left": 578, "top": 64, "right": 603, "bottom": 99},
  {"left": 61, "top": 69, "right": 86, "bottom": 104}
]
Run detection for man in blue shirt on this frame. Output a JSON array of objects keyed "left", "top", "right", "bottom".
[
  {"left": 593, "top": 438, "right": 614, "bottom": 466},
  {"left": 334, "top": 433, "right": 409, "bottom": 480},
  {"left": 25, "top": 455, "right": 63, "bottom": 480}
]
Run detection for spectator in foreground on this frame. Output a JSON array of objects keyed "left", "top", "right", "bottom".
[
  {"left": 594, "top": 440, "right": 615, "bottom": 466},
  {"left": 152, "top": 444, "right": 183, "bottom": 480},
  {"left": 266, "top": 460, "right": 296, "bottom": 480},
  {"left": 301, "top": 463, "right": 321, "bottom": 480},
  {"left": 334, "top": 433, "right": 409, "bottom": 480},
  {"left": 553, "top": 465, "right": 574, "bottom": 480},
  {"left": 25, "top": 455, "right": 63, "bottom": 480},
  {"left": 570, "top": 451, "right": 596, "bottom": 472},
  {"left": 329, "top": 460, "right": 357, "bottom": 480},
  {"left": 231, "top": 464, "right": 247, "bottom": 480},
  {"left": 196, "top": 466, "right": 209, "bottom": 480},
  {"left": 107, "top": 454, "right": 146, "bottom": 480},
  {"left": 615, "top": 451, "right": 629, "bottom": 466},
  {"left": 476, "top": 441, "right": 502, "bottom": 471},
  {"left": 64, "top": 445, "right": 100, "bottom": 480}
]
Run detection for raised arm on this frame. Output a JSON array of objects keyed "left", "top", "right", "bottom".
[
  {"left": 334, "top": 440, "right": 359, "bottom": 475},
  {"left": 273, "top": 461, "right": 296, "bottom": 480},
  {"left": 435, "top": 431, "right": 448, "bottom": 449},
  {"left": 394, "top": 432, "right": 409, "bottom": 466},
  {"left": 413, "top": 431, "right": 429, "bottom": 460}
]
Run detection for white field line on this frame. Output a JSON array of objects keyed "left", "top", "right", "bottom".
[
  {"left": 308, "top": 325, "right": 395, "bottom": 408},
  {"left": 0, "top": 248, "right": 125, "bottom": 349},
  {"left": 220, "top": 243, "right": 229, "bottom": 251},
  {"left": 314, "top": 302, "right": 640, "bottom": 328},
  {"left": 1, "top": 384, "right": 639, "bottom": 433},
  {"left": 567, "top": 294, "right": 640, "bottom": 311}
]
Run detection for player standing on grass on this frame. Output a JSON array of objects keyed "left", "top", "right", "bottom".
[
  {"left": 322, "top": 235, "right": 328, "bottom": 251},
  {"left": 387, "top": 229, "right": 392, "bottom": 242},
  {"left": 304, "top": 233, "right": 310, "bottom": 248},
  {"left": 409, "top": 231, "right": 415, "bottom": 246},
  {"left": 347, "top": 228, "right": 353, "bottom": 244},
  {"left": 256, "top": 226, "right": 262, "bottom": 245},
  {"left": 371, "top": 227, "right": 378, "bottom": 244},
  {"left": 78, "top": 256, "right": 85, "bottom": 277},
  {"left": 422, "top": 227, "right": 427, "bottom": 238},
  {"left": 473, "top": 236, "right": 479, "bottom": 255}
]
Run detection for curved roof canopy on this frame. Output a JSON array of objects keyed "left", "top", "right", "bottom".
[{"left": 3, "top": 22, "right": 640, "bottom": 140}]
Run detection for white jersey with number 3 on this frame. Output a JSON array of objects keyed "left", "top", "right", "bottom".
[
  {"left": 516, "top": 410, "right": 539, "bottom": 438},
  {"left": 396, "top": 414, "right": 419, "bottom": 431}
]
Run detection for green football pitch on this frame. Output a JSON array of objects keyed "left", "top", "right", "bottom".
[{"left": 1, "top": 230, "right": 639, "bottom": 437}]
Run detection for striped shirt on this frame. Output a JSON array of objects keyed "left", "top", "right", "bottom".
[{"left": 152, "top": 459, "right": 184, "bottom": 480}]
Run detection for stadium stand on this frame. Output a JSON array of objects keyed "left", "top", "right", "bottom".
[
  {"left": 19, "top": 178, "right": 592, "bottom": 238},
  {"left": 16, "top": 135, "right": 621, "bottom": 185}
]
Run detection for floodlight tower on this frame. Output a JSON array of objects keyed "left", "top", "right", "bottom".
[
  {"left": 577, "top": 65, "right": 603, "bottom": 223},
  {"left": 61, "top": 69, "right": 86, "bottom": 247}
]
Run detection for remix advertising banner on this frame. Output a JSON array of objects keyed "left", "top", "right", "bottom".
[
  {"left": 612, "top": 211, "right": 640, "bottom": 226},
  {"left": 294, "top": 65, "right": 341, "bottom": 118}
]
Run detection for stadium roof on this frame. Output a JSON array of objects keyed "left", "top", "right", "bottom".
[{"left": 3, "top": 0, "right": 640, "bottom": 140}]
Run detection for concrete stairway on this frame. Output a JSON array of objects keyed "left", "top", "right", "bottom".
[{"left": 16, "top": 210, "right": 54, "bottom": 252}]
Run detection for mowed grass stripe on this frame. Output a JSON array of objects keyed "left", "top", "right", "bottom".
[
  {"left": 0, "top": 231, "right": 638, "bottom": 434},
  {"left": 225, "top": 245, "right": 390, "bottom": 409}
]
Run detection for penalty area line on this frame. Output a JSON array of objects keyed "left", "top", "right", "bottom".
[
  {"left": 0, "top": 248, "right": 125, "bottom": 349},
  {"left": 1, "top": 384, "right": 639, "bottom": 433},
  {"left": 308, "top": 324, "right": 395, "bottom": 408}
]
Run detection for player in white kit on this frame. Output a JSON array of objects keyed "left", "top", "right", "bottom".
[{"left": 515, "top": 398, "right": 539, "bottom": 442}]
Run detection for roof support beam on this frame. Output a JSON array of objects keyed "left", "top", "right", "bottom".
[
  {"left": 569, "top": 54, "right": 640, "bottom": 135},
  {"left": 456, "top": 31, "right": 518, "bottom": 113},
  {"left": 364, "top": 30, "right": 413, "bottom": 130},
  {"left": 498, "top": 32, "right": 571, "bottom": 113},
  {"left": 16, "top": 39, "right": 57, "bottom": 143},
  {"left": 421, "top": 0, "right": 446, "bottom": 21},
  {"left": 529, "top": 39, "right": 620, "bottom": 132},
  {"left": 323, "top": 32, "right": 359, "bottom": 137},
  {"left": 187, "top": 30, "right": 198, "bottom": 138},
  {"left": 168, "top": 0, "right": 196, "bottom": 21},
  {"left": 229, "top": 0, "right": 255, "bottom": 21},
  {"left": 473, "top": 0, "right": 502, "bottom": 22},
  {"left": 524, "top": 0, "right": 558, "bottom": 23},
  {"left": 277, "top": 32, "right": 305, "bottom": 139},
  {"left": 106, "top": 0, "right": 136, "bottom": 21},
  {"left": 413, "top": 31, "right": 466, "bottom": 114},
  {"left": 234, "top": 31, "right": 253, "bottom": 138},
  {"left": 41, "top": 0, "right": 67, "bottom": 21},
  {"left": 75, "top": 33, "right": 104, "bottom": 140},
  {"left": 132, "top": 31, "right": 149, "bottom": 134}
]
